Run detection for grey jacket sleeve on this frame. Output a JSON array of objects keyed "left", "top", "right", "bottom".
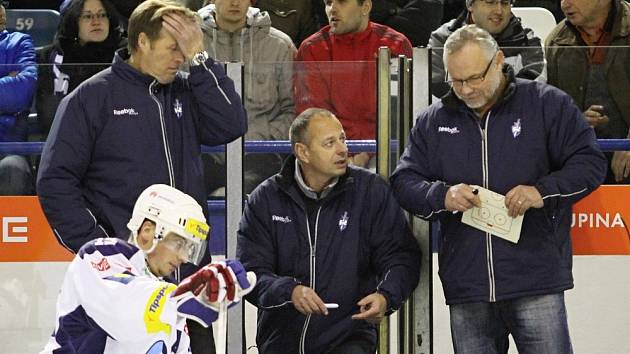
[{"left": 270, "top": 41, "right": 297, "bottom": 140}]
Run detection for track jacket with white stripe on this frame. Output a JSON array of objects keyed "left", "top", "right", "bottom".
[
  {"left": 237, "top": 156, "right": 421, "bottom": 354},
  {"left": 37, "top": 48, "right": 247, "bottom": 254},
  {"left": 390, "top": 65, "right": 607, "bottom": 305}
]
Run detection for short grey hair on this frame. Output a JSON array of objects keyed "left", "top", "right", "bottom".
[
  {"left": 443, "top": 25, "right": 498, "bottom": 67},
  {"left": 290, "top": 108, "right": 336, "bottom": 148}
]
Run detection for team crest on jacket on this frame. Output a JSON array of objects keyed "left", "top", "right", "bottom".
[
  {"left": 511, "top": 119, "right": 521, "bottom": 138},
  {"left": 339, "top": 211, "right": 349, "bottom": 231},
  {"left": 174, "top": 98, "right": 183, "bottom": 119}
]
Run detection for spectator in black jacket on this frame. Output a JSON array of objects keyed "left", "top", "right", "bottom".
[
  {"left": 36, "top": 0, "right": 126, "bottom": 137},
  {"left": 370, "top": 0, "right": 443, "bottom": 46},
  {"left": 255, "top": 0, "right": 319, "bottom": 48}
]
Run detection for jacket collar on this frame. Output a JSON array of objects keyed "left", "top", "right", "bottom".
[
  {"left": 442, "top": 64, "right": 517, "bottom": 114},
  {"left": 277, "top": 155, "right": 353, "bottom": 204},
  {"left": 293, "top": 159, "right": 339, "bottom": 200},
  {"left": 323, "top": 21, "right": 376, "bottom": 44},
  {"left": 112, "top": 48, "right": 162, "bottom": 88}
]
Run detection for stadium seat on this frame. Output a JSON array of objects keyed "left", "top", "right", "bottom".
[
  {"left": 511, "top": 7, "right": 558, "bottom": 44},
  {"left": 5, "top": 9, "right": 60, "bottom": 48}
]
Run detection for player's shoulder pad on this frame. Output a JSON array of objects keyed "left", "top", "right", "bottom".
[{"left": 78, "top": 237, "right": 139, "bottom": 260}]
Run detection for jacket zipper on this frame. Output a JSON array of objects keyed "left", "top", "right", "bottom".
[
  {"left": 478, "top": 111, "right": 496, "bottom": 302},
  {"left": 299, "top": 207, "right": 322, "bottom": 354},
  {"left": 149, "top": 81, "right": 175, "bottom": 187}
]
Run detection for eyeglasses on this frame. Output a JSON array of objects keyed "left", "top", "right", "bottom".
[
  {"left": 79, "top": 12, "right": 108, "bottom": 21},
  {"left": 446, "top": 52, "right": 497, "bottom": 89},
  {"left": 477, "top": 0, "right": 514, "bottom": 6}
]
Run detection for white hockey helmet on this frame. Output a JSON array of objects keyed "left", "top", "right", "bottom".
[{"left": 127, "top": 184, "right": 209, "bottom": 265}]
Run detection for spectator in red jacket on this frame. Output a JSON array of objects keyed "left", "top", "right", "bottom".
[{"left": 295, "top": 0, "right": 411, "bottom": 167}]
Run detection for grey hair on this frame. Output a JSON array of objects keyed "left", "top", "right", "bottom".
[
  {"left": 290, "top": 108, "right": 336, "bottom": 148},
  {"left": 443, "top": 24, "right": 498, "bottom": 67}
]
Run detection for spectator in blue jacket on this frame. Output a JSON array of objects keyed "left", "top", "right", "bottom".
[
  {"left": 391, "top": 25, "right": 607, "bottom": 354},
  {"left": 0, "top": 2, "right": 37, "bottom": 195},
  {"left": 36, "top": 1, "right": 246, "bottom": 352},
  {"left": 236, "top": 108, "right": 421, "bottom": 354}
]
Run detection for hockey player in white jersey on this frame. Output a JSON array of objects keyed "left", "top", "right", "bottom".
[{"left": 41, "top": 184, "right": 256, "bottom": 353}]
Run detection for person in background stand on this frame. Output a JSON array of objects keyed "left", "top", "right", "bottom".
[
  {"left": 198, "top": 0, "right": 296, "bottom": 195},
  {"left": 546, "top": 0, "right": 630, "bottom": 184},
  {"left": 295, "top": 0, "right": 412, "bottom": 168},
  {"left": 0, "top": 1, "right": 37, "bottom": 195},
  {"left": 37, "top": 0, "right": 126, "bottom": 137},
  {"left": 370, "top": 0, "right": 443, "bottom": 47}
]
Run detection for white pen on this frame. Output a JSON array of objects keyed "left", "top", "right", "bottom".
[{"left": 325, "top": 303, "right": 339, "bottom": 309}]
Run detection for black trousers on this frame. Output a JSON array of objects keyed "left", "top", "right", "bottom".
[{"left": 188, "top": 319, "right": 216, "bottom": 354}]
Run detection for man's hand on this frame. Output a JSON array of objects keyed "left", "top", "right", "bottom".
[
  {"left": 349, "top": 152, "right": 370, "bottom": 168},
  {"left": 351, "top": 293, "right": 387, "bottom": 324},
  {"left": 611, "top": 151, "right": 630, "bottom": 182},
  {"left": 291, "top": 285, "right": 328, "bottom": 315},
  {"left": 583, "top": 105, "right": 609, "bottom": 128},
  {"left": 7, "top": 71, "right": 18, "bottom": 77},
  {"left": 444, "top": 184, "right": 481, "bottom": 213},
  {"left": 162, "top": 12, "right": 204, "bottom": 60},
  {"left": 504, "top": 185, "right": 544, "bottom": 218}
]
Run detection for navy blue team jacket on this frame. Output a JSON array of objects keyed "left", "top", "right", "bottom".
[
  {"left": 237, "top": 156, "right": 421, "bottom": 354},
  {"left": 37, "top": 49, "right": 247, "bottom": 252},
  {"left": 391, "top": 66, "right": 607, "bottom": 305}
]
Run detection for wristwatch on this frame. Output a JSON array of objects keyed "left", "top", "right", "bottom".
[{"left": 190, "top": 50, "right": 209, "bottom": 66}]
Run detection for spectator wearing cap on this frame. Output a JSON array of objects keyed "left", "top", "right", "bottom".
[{"left": 429, "top": 0, "right": 545, "bottom": 98}]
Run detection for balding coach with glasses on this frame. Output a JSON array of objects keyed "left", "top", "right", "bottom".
[{"left": 391, "top": 25, "right": 606, "bottom": 354}]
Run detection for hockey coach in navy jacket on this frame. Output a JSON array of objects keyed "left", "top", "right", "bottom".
[
  {"left": 236, "top": 108, "right": 421, "bottom": 354},
  {"left": 391, "top": 25, "right": 606, "bottom": 353},
  {"left": 37, "top": 0, "right": 247, "bottom": 256}
]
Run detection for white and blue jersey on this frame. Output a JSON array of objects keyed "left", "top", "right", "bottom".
[{"left": 41, "top": 238, "right": 190, "bottom": 354}]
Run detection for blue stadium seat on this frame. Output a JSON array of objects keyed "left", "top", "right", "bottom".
[{"left": 5, "top": 9, "right": 60, "bottom": 48}]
